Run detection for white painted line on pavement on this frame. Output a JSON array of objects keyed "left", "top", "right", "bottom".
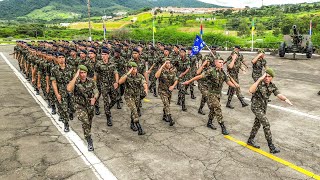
[{"left": 0, "top": 52, "right": 117, "bottom": 180}]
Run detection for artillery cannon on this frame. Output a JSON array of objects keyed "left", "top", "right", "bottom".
[{"left": 279, "top": 25, "right": 313, "bottom": 59}]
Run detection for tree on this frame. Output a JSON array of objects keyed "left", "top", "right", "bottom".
[{"left": 238, "top": 20, "right": 250, "bottom": 36}]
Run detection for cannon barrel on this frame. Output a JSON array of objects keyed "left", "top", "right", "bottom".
[{"left": 292, "top": 25, "right": 298, "bottom": 35}]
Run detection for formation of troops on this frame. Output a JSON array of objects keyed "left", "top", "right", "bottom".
[{"left": 13, "top": 39, "right": 293, "bottom": 154}]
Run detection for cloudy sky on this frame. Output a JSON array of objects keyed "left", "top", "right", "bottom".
[{"left": 198, "top": 0, "right": 320, "bottom": 8}]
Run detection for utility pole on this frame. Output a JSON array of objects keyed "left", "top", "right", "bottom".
[{"left": 87, "top": 0, "right": 92, "bottom": 41}]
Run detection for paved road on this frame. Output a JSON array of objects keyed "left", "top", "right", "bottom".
[{"left": 0, "top": 45, "right": 319, "bottom": 180}]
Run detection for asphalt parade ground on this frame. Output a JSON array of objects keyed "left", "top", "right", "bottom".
[{"left": 0, "top": 45, "right": 319, "bottom": 180}]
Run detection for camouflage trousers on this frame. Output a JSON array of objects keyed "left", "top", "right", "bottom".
[
  {"left": 101, "top": 85, "right": 117, "bottom": 117},
  {"left": 149, "top": 71, "right": 157, "bottom": 90},
  {"left": 124, "top": 95, "right": 140, "bottom": 123},
  {"left": 76, "top": 104, "right": 94, "bottom": 138},
  {"left": 252, "top": 72, "right": 262, "bottom": 82},
  {"left": 249, "top": 106, "right": 272, "bottom": 143},
  {"left": 198, "top": 82, "right": 208, "bottom": 108},
  {"left": 207, "top": 93, "right": 223, "bottom": 123},
  {"left": 40, "top": 77, "right": 48, "bottom": 99},
  {"left": 227, "top": 73, "right": 244, "bottom": 101},
  {"left": 159, "top": 89, "right": 172, "bottom": 115},
  {"left": 177, "top": 81, "right": 189, "bottom": 103},
  {"left": 56, "top": 91, "right": 71, "bottom": 123},
  {"left": 48, "top": 85, "right": 56, "bottom": 107},
  {"left": 95, "top": 81, "right": 101, "bottom": 107}
]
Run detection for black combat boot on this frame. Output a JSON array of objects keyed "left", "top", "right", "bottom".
[
  {"left": 95, "top": 105, "right": 100, "bottom": 115},
  {"left": 268, "top": 140, "right": 280, "bottom": 154},
  {"left": 239, "top": 97, "right": 249, "bottom": 107},
  {"left": 207, "top": 118, "right": 217, "bottom": 130},
  {"left": 318, "top": 91, "right": 320, "bottom": 95},
  {"left": 117, "top": 100, "right": 122, "bottom": 109},
  {"left": 130, "top": 117, "right": 138, "bottom": 131},
  {"left": 247, "top": 138, "right": 260, "bottom": 148},
  {"left": 177, "top": 96, "right": 181, "bottom": 105},
  {"left": 168, "top": 114, "right": 175, "bottom": 126},
  {"left": 64, "top": 122, "right": 70, "bottom": 132},
  {"left": 190, "top": 91, "right": 196, "bottom": 99},
  {"left": 69, "top": 113, "right": 74, "bottom": 121},
  {"left": 106, "top": 114, "right": 113, "bottom": 126},
  {"left": 163, "top": 114, "right": 169, "bottom": 122},
  {"left": 226, "top": 99, "right": 234, "bottom": 109},
  {"left": 135, "top": 122, "right": 146, "bottom": 135},
  {"left": 153, "top": 88, "right": 158, "bottom": 97},
  {"left": 219, "top": 122, "right": 229, "bottom": 135},
  {"left": 35, "top": 88, "right": 40, "bottom": 95},
  {"left": 137, "top": 108, "right": 142, "bottom": 117},
  {"left": 47, "top": 101, "right": 51, "bottom": 108},
  {"left": 181, "top": 100, "right": 187, "bottom": 111},
  {"left": 51, "top": 105, "right": 57, "bottom": 115},
  {"left": 198, "top": 108, "right": 205, "bottom": 115},
  {"left": 86, "top": 136, "right": 94, "bottom": 151},
  {"left": 149, "top": 86, "right": 153, "bottom": 93}
]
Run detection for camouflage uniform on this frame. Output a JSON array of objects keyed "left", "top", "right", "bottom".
[
  {"left": 50, "top": 65, "right": 74, "bottom": 123},
  {"left": 46, "top": 60, "right": 57, "bottom": 113},
  {"left": 112, "top": 55, "right": 127, "bottom": 107},
  {"left": 175, "top": 56, "right": 191, "bottom": 111},
  {"left": 226, "top": 51, "right": 248, "bottom": 107},
  {"left": 123, "top": 73, "right": 146, "bottom": 123},
  {"left": 95, "top": 60, "right": 118, "bottom": 118},
  {"left": 249, "top": 81, "right": 280, "bottom": 147},
  {"left": 197, "top": 66, "right": 212, "bottom": 114},
  {"left": 73, "top": 78, "right": 99, "bottom": 138},
  {"left": 147, "top": 51, "right": 159, "bottom": 93},
  {"left": 252, "top": 57, "right": 267, "bottom": 81},
  {"left": 37, "top": 57, "right": 48, "bottom": 99},
  {"left": 83, "top": 58, "right": 100, "bottom": 112},
  {"left": 202, "top": 68, "right": 230, "bottom": 134},
  {"left": 158, "top": 67, "right": 178, "bottom": 116}
]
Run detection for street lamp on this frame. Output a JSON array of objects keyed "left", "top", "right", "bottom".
[
  {"left": 87, "top": 0, "right": 92, "bottom": 41},
  {"left": 102, "top": 15, "right": 107, "bottom": 41}
]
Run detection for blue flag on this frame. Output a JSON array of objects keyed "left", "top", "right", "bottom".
[{"left": 191, "top": 35, "right": 205, "bottom": 56}]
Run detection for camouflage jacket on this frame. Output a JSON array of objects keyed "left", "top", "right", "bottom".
[
  {"left": 95, "top": 60, "right": 118, "bottom": 87},
  {"left": 158, "top": 67, "right": 178, "bottom": 91},
  {"left": 202, "top": 68, "right": 230, "bottom": 94},
  {"left": 50, "top": 64, "right": 74, "bottom": 93},
  {"left": 110, "top": 56, "right": 127, "bottom": 76},
  {"left": 252, "top": 58, "right": 267, "bottom": 74},
  {"left": 123, "top": 73, "right": 146, "bottom": 97},
  {"left": 67, "top": 56, "right": 79, "bottom": 72},
  {"left": 83, "top": 59, "right": 97, "bottom": 78},
  {"left": 251, "top": 81, "right": 280, "bottom": 109},
  {"left": 226, "top": 51, "right": 242, "bottom": 75},
  {"left": 74, "top": 78, "right": 99, "bottom": 107},
  {"left": 37, "top": 58, "right": 47, "bottom": 77},
  {"left": 175, "top": 56, "right": 191, "bottom": 74}
]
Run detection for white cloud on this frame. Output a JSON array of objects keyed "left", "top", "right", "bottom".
[{"left": 198, "top": 0, "right": 320, "bottom": 8}]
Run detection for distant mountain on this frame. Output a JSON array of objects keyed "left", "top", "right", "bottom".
[{"left": 0, "top": 0, "right": 227, "bottom": 20}]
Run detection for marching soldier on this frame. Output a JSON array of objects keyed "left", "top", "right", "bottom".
[
  {"left": 176, "top": 48, "right": 190, "bottom": 111},
  {"left": 247, "top": 68, "right": 293, "bottom": 154},
  {"left": 51, "top": 53, "right": 74, "bottom": 132},
  {"left": 119, "top": 62, "right": 148, "bottom": 135},
  {"left": 94, "top": 49, "right": 119, "bottom": 126},
  {"left": 155, "top": 60, "right": 178, "bottom": 126},
  {"left": 225, "top": 47, "right": 249, "bottom": 109},
  {"left": 183, "top": 58, "right": 239, "bottom": 135},
  {"left": 146, "top": 46, "right": 159, "bottom": 97},
  {"left": 67, "top": 65, "right": 99, "bottom": 151},
  {"left": 252, "top": 50, "right": 267, "bottom": 81}
]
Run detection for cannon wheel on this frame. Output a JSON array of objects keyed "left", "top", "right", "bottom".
[{"left": 279, "top": 42, "right": 286, "bottom": 57}]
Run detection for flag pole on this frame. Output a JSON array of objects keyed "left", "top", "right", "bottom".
[
  {"left": 251, "top": 19, "right": 254, "bottom": 52},
  {"left": 152, "top": 12, "right": 155, "bottom": 46}
]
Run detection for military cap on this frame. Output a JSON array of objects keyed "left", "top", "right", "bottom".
[
  {"left": 70, "top": 48, "right": 77, "bottom": 52},
  {"left": 150, "top": 46, "right": 156, "bottom": 51},
  {"left": 114, "top": 48, "right": 121, "bottom": 53},
  {"left": 234, "top": 45, "right": 241, "bottom": 49},
  {"left": 257, "top": 49, "right": 265, "bottom": 54},
  {"left": 101, "top": 49, "right": 110, "bottom": 54},
  {"left": 211, "top": 45, "right": 218, "bottom": 49},
  {"left": 41, "top": 49, "right": 47, "bottom": 53},
  {"left": 88, "top": 49, "right": 96, "bottom": 54},
  {"left": 132, "top": 48, "right": 139, "bottom": 53},
  {"left": 180, "top": 48, "right": 186, "bottom": 52},
  {"left": 78, "top": 65, "right": 88, "bottom": 72},
  {"left": 80, "top": 50, "right": 87, "bottom": 54},
  {"left": 47, "top": 51, "right": 53, "bottom": 55},
  {"left": 56, "top": 52, "right": 65, "bottom": 57},
  {"left": 187, "top": 47, "right": 192, "bottom": 51},
  {"left": 265, "top": 68, "right": 275, "bottom": 78},
  {"left": 174, "top": 44, "right": 179, "bottom": 48},
  {"left": 128, "top": 61, "right": 138, "bottom": 68},
  {"left": 164, "top": 47, "right": 171, "bottom": 51}
]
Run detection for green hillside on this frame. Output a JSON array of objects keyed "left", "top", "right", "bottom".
[{"left": 0, "top": 0, "right": 225, "bottom": 21}]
